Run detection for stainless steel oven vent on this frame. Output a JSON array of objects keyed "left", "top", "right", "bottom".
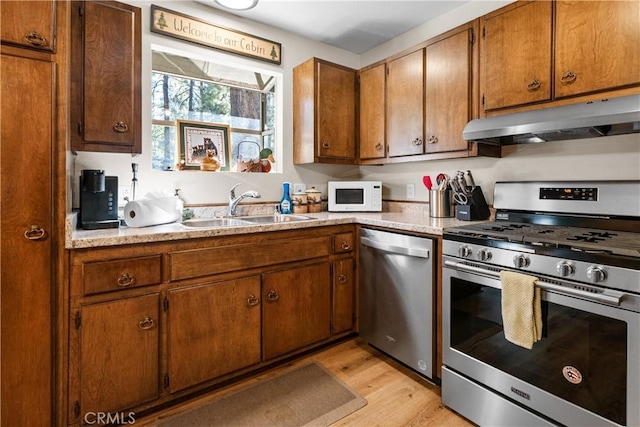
[{"left": 463, "top": 94, "right": 640, "bottom": 145}]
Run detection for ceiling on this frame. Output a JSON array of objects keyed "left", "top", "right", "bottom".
[{"left": 198, "top": 0, "right": 470, "bottom": 53}]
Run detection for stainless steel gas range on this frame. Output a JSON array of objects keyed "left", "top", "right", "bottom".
[{"left": 441, "top": 181, "right": 640, "bottom": 427}]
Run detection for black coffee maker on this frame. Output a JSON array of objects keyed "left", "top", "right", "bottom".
[{"left": 79, "top": 169, "right": 119, "bottom": 229}]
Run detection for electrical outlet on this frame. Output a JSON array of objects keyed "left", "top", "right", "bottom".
[
  {"left": 406, "top": 183, "right": 415, "bottom": 199},
  {"left": 293, "top": 183, "right": 306, "bottom": 193},
  {"left": 118, "top": 186, "right": 130, "bottom": 206}
]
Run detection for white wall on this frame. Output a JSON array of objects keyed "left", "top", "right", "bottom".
[{"left": 73, "top": 0, "right": 640, "bottom": 209}]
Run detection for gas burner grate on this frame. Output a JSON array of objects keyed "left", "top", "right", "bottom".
[{"left": 567, "top": 235, "right": 606, "bottom": 243}]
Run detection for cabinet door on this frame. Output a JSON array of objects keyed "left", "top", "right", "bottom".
[
  {"left": 71, "top": 0, "right": 141, "bottom": 153},
  {"left": 359, "top": 64, "right": 386, "bottom": 160},
  {"left": 481, "top": 1, "right": 552, "bottom": 110},
  {"left": 387, "top": 49, "right": 424, "bottom": 157},
  {"left": 0, "top": 0, "right": 56, "bottom": 51},
  {"left": 80, "top": 294, "right": 159, "bottom": 419},
  {"left": 262, "top": 262, "right": 331, "bottom": 359},
  {"left": 1, "top": 53, "right": 54, "bottom": 426},
  {"left": 332, "top": 257, "right": 355, "bottom": 334},
  {"left": 167, "top": 276, "right": 262, "bottom": 393},
  {"left": 555, "top": 1, "right": 640, "bottom": 98},
  {"left": 317, "top": 61, "right": 356, "bottom": 159},
  {"left": 425, "top": 29, "right": 472, "bottom": 154}
]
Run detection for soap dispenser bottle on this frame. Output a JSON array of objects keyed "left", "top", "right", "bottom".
[{"left": 280, "top": 182, "right": 292, "bottom": 214}]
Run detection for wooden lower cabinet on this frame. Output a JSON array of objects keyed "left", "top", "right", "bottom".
[
  {"left": 68, "top": 226, "right": 356, "bottom": 424},
  {"left": 78, "top": 293, "right": 160, "bottom": 421},
  {"left": 167, "top": 276, "right": 262, "bottom": 392},
  {"left": 332, "top": 257, "right": 355, "bottom": 334},
  {"left": 262, "top": 262, "right": 332, "bottom": 360}
]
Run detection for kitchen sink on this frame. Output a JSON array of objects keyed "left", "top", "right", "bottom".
[
  {"left": 240, "top": 214, "right": 313, "bottom": 224},
  {"left": 182, "top": 218, "right": 252, "bottom": 228}
]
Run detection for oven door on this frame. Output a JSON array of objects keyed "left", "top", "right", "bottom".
[{"left": 442, "top": 256, "right": 640, "bottom": 427}]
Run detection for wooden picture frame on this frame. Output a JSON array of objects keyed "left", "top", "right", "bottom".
[{"left": 177, "top": 120, "right": 231, "bottom": 171}]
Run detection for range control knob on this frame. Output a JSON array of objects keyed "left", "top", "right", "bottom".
[
  {"left": 586, "top": 265, "right": 607, "bottom": 283},
  {"left": 556, "top": 261, "right": 575, "bottom": 277},
  {"left": 478, "top": 248, "right": 492, "bottom": 261},
  {"left": 513, "top": 254, "right": 530, "bottom": 268},
  {"left": 458, "top": 245, "right": 473, "bottom": 258}
]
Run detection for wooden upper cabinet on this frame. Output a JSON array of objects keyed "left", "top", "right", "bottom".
[
  {"left": 387, "top": 49, "right": 425, "bottom": 157},
  {"left": 0, "top": 0, "right": 56, "bottom": 52},
  {"left": 425, "top": 28, "right": 473, "bottom": 154},
  {"left": 555, "top": 1, "right": 640, "bottom": 98},
  {"left": 359, "top": 64, "right": 386, "bottom": 160},
  {"left": 481, "top": 0, "right": 552, "bottom": 111},
  {"left": 71, "top": 0, "right": 142, "bottom": 153},
  {"left": 293, "top": 58, "right": 356, "bottom": 164}
]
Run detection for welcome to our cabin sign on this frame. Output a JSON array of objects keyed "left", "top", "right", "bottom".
[{"left": 151, "top": 5, "right": 282, "bottom": 65}]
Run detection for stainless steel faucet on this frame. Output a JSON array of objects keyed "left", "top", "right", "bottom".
[{"left": 228, "top": 183, "right": 261, "bottom": 216}]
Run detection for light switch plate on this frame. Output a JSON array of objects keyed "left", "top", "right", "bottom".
[
  {"left": 293, "top": 183, "right": 306, "bottom": 193},
  {"left": 406, "top": 183, "right": 415, "bottom": 199}
]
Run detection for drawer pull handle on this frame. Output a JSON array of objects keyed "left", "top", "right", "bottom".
[
  {"left": 338, "top": 274, "right": 348, "bottom": 284},
  {"left": 427, "top": 135, "right": 438, "bottom": 144},
  {"left": 24, "top": 225, "right": 47, "bottom": 240},
  {"left": 411, "top": 137, "right": 423, "bottom": 146},
  {"left": 341, "top": 241, "right": 351, "bottom": 250},
  {"left": 117, "top": 273, "right": 135, "bottom": 287},
  {"left": 560, "top": 71, "right": 577, "bottom": 85},
  {"left": 527, "top": 79, "right": 541, "bottom": 91},
  {"left": 246, "top": 295, "right": 260, "bottom": 307},
  {"left": 267, "top": 290, "right": 279, "bottom": 302},
  {"left": 24, "top": 32, "right": 47, "bottom": 47},
  {"left": 375, "top": 143, "right": 383, "bottom": 151},
  {"left": 138, "top": 316, "right": 155, "bottom": 330},
  {"left": 113, "top": 121, "right": 129, "bottom": 133},
  {"left": 321, "top": 141, "right": 330, "bottom": 149}
]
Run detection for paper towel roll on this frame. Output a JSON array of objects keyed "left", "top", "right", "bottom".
[{"left": 123, "top": 196, "right": 182, "bottom": 228}]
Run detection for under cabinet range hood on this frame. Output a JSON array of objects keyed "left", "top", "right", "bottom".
[{"left": 463, "top": 94, "right": 640, "bottom": 145}]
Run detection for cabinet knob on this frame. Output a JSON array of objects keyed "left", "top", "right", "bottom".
[
  {"left": 321, "top": 141, "right": 330, "bottom": 149},
  {"left": 117, "top": 273, "right": 135, "bottom": 287},
  {"left": 246, "top": 294, "right": 260, "bottom": 307},
  {"left": 113, "top": 121, "right": 129, "bottom": 133},
  {"left": 24, "top": 32, "right": 47, "bottom": 47},
  {"left": 24, "top": 225, "right": 47, "bottom": 240},
  {"left": 427, "top": 135, "right": 438, "bottom": 144},
  {"left": 411, "top": 137, "right": 423, "bottom": 146},
  {"left": 560, "top": 71, "right": 577, "bottom": 85},
  {"left": 138, "top": 316, "right": 155, "bottom": 330},
  {"left": 527, "top": 79, "right": 541, "bottom": 91},
  {"left": 338, "top": 274, "right": 348, "bottom": 284},
  {"left": 375, "top": 143, "right": 383, "bottom": 151},
  {"left": 341, "top": 241, "right": 351, "bottom": 250},
  {"left": 266, "top": 290, "right": 279, "bottom": 302}
]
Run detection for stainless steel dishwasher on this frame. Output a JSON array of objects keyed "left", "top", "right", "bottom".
[{"left": 359, "top": 227, "right": 435, "bottom": 380}]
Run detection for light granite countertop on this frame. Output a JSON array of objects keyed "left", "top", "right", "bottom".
[{"left": 67, "top": 205, "right": 491, "bottom": 249}]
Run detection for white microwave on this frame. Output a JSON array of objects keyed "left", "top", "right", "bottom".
[{"left": 328, "top": 181, "right": 382, "bottom": 212}]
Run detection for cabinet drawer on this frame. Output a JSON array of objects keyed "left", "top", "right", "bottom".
[
  {"left": 169, "top": 235, "right": 331, "bottom": 281},
  {"left": 83, "top": 255, "right": 162, "bottom": 295},
  {"left": 333, "top": 232, "right": 354, "bottom": 253}
]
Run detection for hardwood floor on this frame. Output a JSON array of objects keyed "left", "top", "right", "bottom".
[{"left": 137, "top": 338, "right": 474, "bottom": 426}]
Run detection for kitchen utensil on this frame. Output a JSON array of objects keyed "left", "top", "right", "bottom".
[
  {"left": 456, "top": 171, "right": 468, "bottom": 195},
  {"left": 436, "top": 173, "right": 449, "bottom": 191},
  {"left": 131, "top": 163, "right": 138, "bottom": 201},
  {"left": 423, "top": 175, "right": 433, "bottom": 191},
  {"left": 453, "top": 191, "right": 468, "bottom": 205},
  {"left": 465, "top": 170, "right": 476, "bottom": 190}
]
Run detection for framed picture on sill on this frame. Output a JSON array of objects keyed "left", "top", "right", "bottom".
[{"left": 177, "top": 120, "right": 231, "bottom": 171}]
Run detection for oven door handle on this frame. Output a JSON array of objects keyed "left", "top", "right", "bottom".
[{"left": 444, "top": 260, "right": 625, "bottom": 306}]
